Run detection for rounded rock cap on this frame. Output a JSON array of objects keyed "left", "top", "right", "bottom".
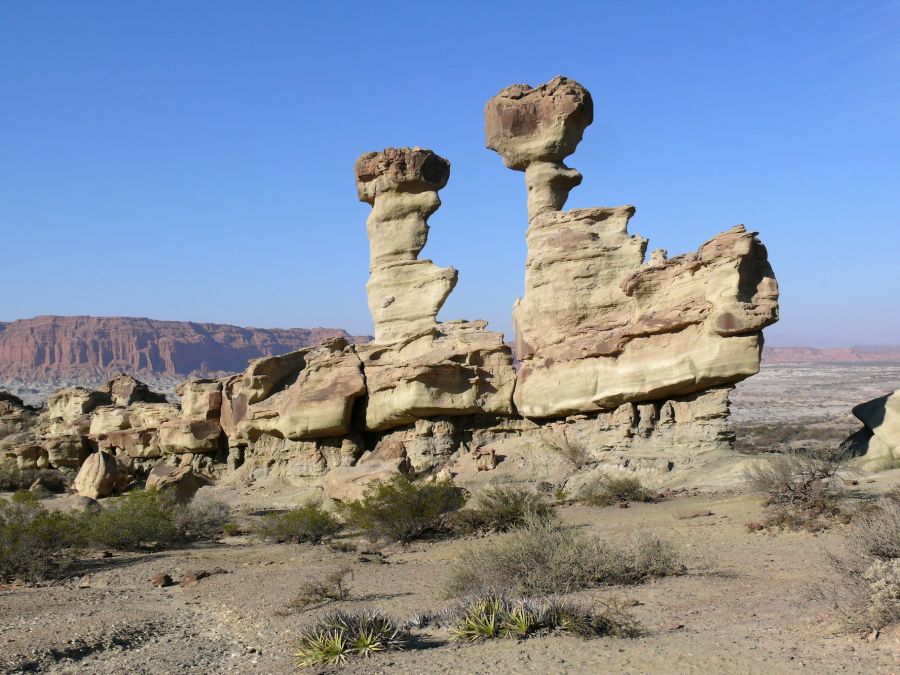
[
  {"left": 354, "top": 147, "right": 451, "bottom": 204},
  {"left": 485, "top": 76, "right": 593, "bottom": 170}
]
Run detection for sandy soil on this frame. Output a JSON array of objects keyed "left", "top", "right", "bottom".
[{"left": 2, "top": 474, "right": 899, "bottom": 674}]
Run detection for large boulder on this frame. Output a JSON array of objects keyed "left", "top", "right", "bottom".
[
  {"left": 221, "top": 338, "right": 366, "bottom": 442},
  {"left": 99, "top": 374, "right": 168, "bottom": 406},
  {"left": 145, "top": 462, "right": 211, "bottom": 503},
  {"left": 73, "top": 451, "right": 129, "bottom": 499},
  {"left": 323, "top": 452, "right": 410, "bottom": 503},
  {"left": 844, "top": 390, "right": 900, "bottom": 471}
]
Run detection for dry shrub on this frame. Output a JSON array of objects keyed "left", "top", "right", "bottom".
[
  {"left": 447, "top": 592, "right": 639, "bottom": 641},
  {"left": 444, "top": 514, "right": 683, "bottom": 598},
  {"left": 172, "top": 494, "right": 230, "bottom": 541},
  {"left": 253, "top": 503, "right": 342, "bottom": 544},
  {"left": 0, "top": 463, "right": 68, "bottom": 493},
  {"left": 824, "top": 499, "right": 900, "bottom": 631},
  {"left": 545, "top": 438, "right": 591, "bottom": 469},
  {"left": 344, "top": 475, "right": 464, "bottom": 543},
  {"left": 747, "top": 448, "right": 849, "bottom": 531},
  {"left": 286, "top": 567, "right": 352, "bottom": 612},
  {"left": 450, "top": 485, "right": 553, "bottom": 534},
  {"left": 580, "top": 475, "right": 655, "bottom": 507}
]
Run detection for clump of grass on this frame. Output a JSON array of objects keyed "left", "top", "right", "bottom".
[
  {"left": 579, "top": 474, "right": 655, "bottom": 507},
  {"left": 293, "top": 609, "right": 406, "bottom": 668},
  {"left": 448, "top": 593, "right": 639, "bottom": 642},
  {"left": 451, "top": 485, "right": 553, "bottom": 533},
  {"left": 253, "top": 503, "right": 342, "bottom": 544},
  {"left": 286, "top": 567, "right": 353, "bottom": 612},
  {"left": 444, "top": 514, "right": 684, "bottom": 598},
  {"left": 344, "top": 475, "right": 464, "bottom": 543},
  {"left": 0, "top": 496, "right": 83, "bottom": 582},
  {"left": 747, "top": 447, "right": 849, "bottom": 531}
]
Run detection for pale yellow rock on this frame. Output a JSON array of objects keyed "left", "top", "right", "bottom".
[
  {"left": 47, "top": 387, "right": 110, "bottom": 426},
  {"left": 221, "top": 338, "right": 366, "bottom": 442},
  {"left": 88, "top": 406, "right": 132, "bottom": 436},
  {"left": 846, "top": 390, "right": 900, "bottom": 471},
  {"left": 354, "top": 148, "right": 517, "bottom": 431},
  {"left": 323, "top": 455, "right": 410, "bottom": 503},
  {"left": 73, "top": 451, "right": 129, "bottom": 499},
  {"left": 486, "top": 77, "right": 779, "bottom": 419}
]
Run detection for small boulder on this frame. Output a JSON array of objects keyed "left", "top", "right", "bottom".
[
  {"left": 150, "top": 573, "right": 174, "bottom": 588},
  {"left": 145, "top": 462, "right": 211, "bottom": 503},
  {"left": 73, "top": 451, "right": 129, "bottom": 500}
]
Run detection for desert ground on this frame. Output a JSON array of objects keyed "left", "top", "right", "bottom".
[{"left": 2, "top": 363, "right": 899, "bottom": 674}]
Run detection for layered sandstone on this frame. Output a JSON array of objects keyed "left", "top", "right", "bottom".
[
  {"left": 486, "top": 76, "right": 779, "bottom": 419},
  {"left": 354, "top": 148, "right": 517, "bottom": 431}
]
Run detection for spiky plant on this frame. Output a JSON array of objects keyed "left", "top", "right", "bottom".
[{"left": 294, "top": 610, "right": 406, "bottom": 668}]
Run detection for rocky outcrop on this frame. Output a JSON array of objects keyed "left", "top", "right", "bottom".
[
  {"left": 354, "top": 148, "right": 517, "bottom": 431},
  {"left": 0, "top": 316, "right": 368, "bottom": 383},
  {"left": 844, "top": 390, "right": 900, "bottom": 471},
  {"left": 486, "top": 76, "right": 779, "bottom": 419},
  {"left": 0, "top": 76, "right": 785, "bottom": 497}
]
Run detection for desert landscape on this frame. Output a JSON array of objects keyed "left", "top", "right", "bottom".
[{"left": 3, "top": 4, "right": 900, "bottom": 673}]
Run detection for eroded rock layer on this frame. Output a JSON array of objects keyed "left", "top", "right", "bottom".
[{"left": 486, "top": 76, "right": 779, "bottom": 419}]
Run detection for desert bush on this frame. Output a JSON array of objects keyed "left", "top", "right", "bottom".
[
  {"left": 451, "top": 485, "right": 553, "bottom": 533},
  {"left": 344, "top": 475, "right": 464, "bottom": 543},
  {"left": 222, "top": 522, "right": 242, "bottom": 537},
  {"left": 0, "top": 463, "right": 68, "bottom": 493},
  {"left": 824, "top": 498, "right": 900, "bottom": 631},
  {"left": 747, "top": 447, "right": 845, "bottom": 506},
  {"left": 444, "top": 514, "right": 683, "bottom": 598},
  {"left": 81, "top": 489, "right": 179, "bottom": 550},
  {"left": 173, "top": 495, "right": 231, "bottom": 541},
  {"left": 253, "top": 503, "right": 342, "bottom": 544},
  {"left": 747, "top": 447, "right": 850, "bottom": 531},
  {"left": 580, "top": 475, "right": 655, "bottom": 507},
  {"left": 293, "top": 609, "right": 406, "bottom": 668},
  {"left": 286, "top": 567, "right": 353, "bottom": 612},
  {"left": 0, "top": 497, "right": 83, "bottom": 581},
  {"left": 448, "top": 593, "right": 639, "bottom": 642}
]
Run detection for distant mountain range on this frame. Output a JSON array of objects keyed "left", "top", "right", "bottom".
[
  {"left": 0, "top": 316, "right": 370, "bottom": 382},
  {"left": 762, "top": 345, "right": 900, "bottom": 364}
]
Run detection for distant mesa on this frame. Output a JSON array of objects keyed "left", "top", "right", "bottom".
[
  {"left": 762, "top": 345, "right": 900, "bottom": 364},
  {"left": 0, "top": 315, "right": 371, "bottom": 383}
]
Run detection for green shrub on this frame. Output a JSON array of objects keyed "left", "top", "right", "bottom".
[
  {"left": 253, "top": 504, "right": 342, "bottom": 544},
  {"left": 444, "top": 514, "right": 683, "bottom": 598},
  {"left": 293, "top": 610, "right": 406, "bottom": 668},
  {"left": 0, "top": 498, "right": 83, "bottom": 581},
  {"left": 448, "top": 593, "right": 639, "bottom": 641},
  {"left": 580, "top": 475, "right": 654, "bottom": 507},
  {"left": 173, "top": 495, "right": 230, "bottom": 541},
  {"left": 452, "top": 486, "right": 553, "bottom": 533},
  {"left": 0, "top": 463, "right": 68, "bottom": 493},
  {"left": 82, "top": 490, "right": 179, "bottom": 550},
  {"left": 344, "top": 475, "right": 464, "bottom": 543}
]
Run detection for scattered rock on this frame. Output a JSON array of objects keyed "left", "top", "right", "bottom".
[{"left": 150, "top": 574, "right": 174, "bottom": 588}]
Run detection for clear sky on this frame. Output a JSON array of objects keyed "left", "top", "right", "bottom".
[{"left": 1, "top": 1, "right": 898, "bottom": 347}]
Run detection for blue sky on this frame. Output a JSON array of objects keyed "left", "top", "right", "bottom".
[{"left": 1, "top": 1, "right": 898, "bottom": 347}]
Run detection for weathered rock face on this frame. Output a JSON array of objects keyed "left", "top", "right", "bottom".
[
  {"left": 354, "top": 148, "right": 517, "bottom": 431},
  {"left": 844, "top": 390, "right": 900, "bottom": 471},
  {"left": 486, "top": 76, "right": 779, "bottom": 419},
  {"left": 99, "top": 374, "right": 168, "bottom": 406},
  {"left": 221, "top": 338, "right": 366, "bottom": 442}
]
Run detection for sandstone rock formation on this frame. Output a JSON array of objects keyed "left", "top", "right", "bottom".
[
  {"left": 354, "top": 148, "right": 517, "bottom": 431},
  {"left": 485, "top": 76, "right": 779, "bottom": 419},
  {"left": 844, "top": 390, "right": 900, "bottom": 471},
  {"left": 0, "top": 76, "right": 786, "bottom": 499}
]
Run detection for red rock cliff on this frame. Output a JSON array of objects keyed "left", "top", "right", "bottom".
[{"left": 0, "top": 316, "right": 369, "bottom": 380}]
